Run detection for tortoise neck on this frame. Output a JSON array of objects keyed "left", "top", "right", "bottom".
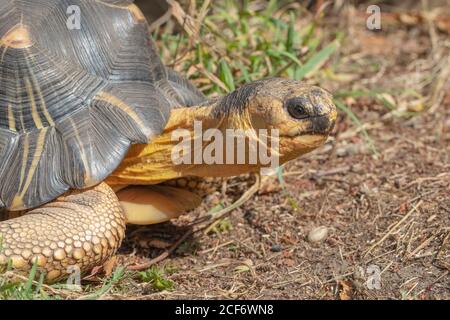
[
  {"left": 107, "top": 100, "right": 263, "bottom": 186},
  {"left": 163, "top": 102, "right": 225, "bottom": 133}
]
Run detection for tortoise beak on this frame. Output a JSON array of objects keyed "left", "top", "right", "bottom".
[{"left": 309, "top": 114, "right": 336, "bottom": 135}]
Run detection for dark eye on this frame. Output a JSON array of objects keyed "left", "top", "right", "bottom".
[{"left": 286, "top": 97, "right": 309, "bottom": 120}]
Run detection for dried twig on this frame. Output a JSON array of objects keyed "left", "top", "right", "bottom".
[
  {"left": 127, "top": 229, "right": 193, "bottom": 271},
  {"left": 364, "top": 200, "right": 423, "bottom": 257},
  {"left": 200, "top": 175, "right": 261, "bottom": 234},
  {"left": 148, "top": 6, "right": 173, "bottom": 33},
  {"left": 405, "top": 230, "right": 440, "bottom": 260}
]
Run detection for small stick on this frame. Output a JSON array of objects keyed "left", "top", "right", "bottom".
[
  {"left": 198, "top": 240, "right": 234, "bottom": 255},
  {"left": 127, "top": 228, "right": 193, "bottom": 271},
  {"left": 200, "top": 175, "right": 261, "bottom": 235},
  {"left": 148, "top": 7, "right": 173, "bottom": 33},
  {"left": 406, "top": 232, "right": 438, "bottom": 260},
  {"left": 364, "top": 200, "right": 423, "bottom": 257}
]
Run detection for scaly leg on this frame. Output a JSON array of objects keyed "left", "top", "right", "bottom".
[{"left": 0, "top": 183, "right": 125, "bottom": 283}]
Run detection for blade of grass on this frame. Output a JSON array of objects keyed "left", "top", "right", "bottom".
[
  {"left": 276, "top": 166, "right": 299, "bottom": 210},
  {"left": 263, "top": 0, "right": 279, "bottom": 17},
  {"left": 334, "top": 99, "right": 378, "bottom": 155},
  {"left": 82, "top": 266, "right": 125, "bottom": 300},
  {"left": 295, "top": 39, "right": 340, "bottom": 80},
  {"left": 24, "top": 261, "right": 38, "bottom": 294},
  {"left": 278, "top": 51, "right": 303, "bottom": 68},
  {"left": 219, "top": 59, "right": 235, "bottom": 91},
  {"left": 286, "top": 12, "right": 296, "bottom": 54}
]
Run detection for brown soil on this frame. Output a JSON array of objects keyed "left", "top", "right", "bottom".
[{"left": 115, "top": 106, "right": 448, "bottom": 300}]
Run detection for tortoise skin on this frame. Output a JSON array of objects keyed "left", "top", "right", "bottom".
[{"left": 0, "top": 0, "right": 202, "bottom": 211}]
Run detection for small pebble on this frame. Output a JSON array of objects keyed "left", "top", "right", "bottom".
[
  {"left": 308, "top": 226, "right": 329, "bottom": 243},
  {"left": 351, "top": 163, "right": 364, "bottom": 174},
  {"left": 271, "top": 244, "right": 282, "bottom": 252}
]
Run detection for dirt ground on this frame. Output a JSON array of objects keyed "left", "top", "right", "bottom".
[
  {"left": 1, "top": 1, "right": 448, "bottom": 300},
  {"left": 107, "top": 3, "right": 449, "bottom": 300},
  {"left": 116, "top": 106, "right": 449, "bottom": 300}
]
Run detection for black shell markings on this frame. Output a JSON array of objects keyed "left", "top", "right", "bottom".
[{"left": 0, "top": 0, "right": 188, "bottom": 210}]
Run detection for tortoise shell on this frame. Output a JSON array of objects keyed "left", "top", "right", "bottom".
[{"left": 0, "top": 0, "right": 204, "bottom": 211}]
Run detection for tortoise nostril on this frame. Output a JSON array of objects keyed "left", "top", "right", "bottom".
[
  {"left": 311, "top": 116, "right": 332, "bottom": 134},
  {"left": 286, "top": 97, "right": 309, "bottom": 120}
]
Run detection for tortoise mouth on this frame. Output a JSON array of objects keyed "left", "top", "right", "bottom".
[
  {"left": 282, "top": 114, "right": 336, "bottom": 138},
  {"left": 308, "top": 114, "right": 336, "bottom": 135}
]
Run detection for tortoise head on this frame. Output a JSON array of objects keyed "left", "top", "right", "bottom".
[{"left": 217, "top": 78, "right": 337, "bottom": 164}]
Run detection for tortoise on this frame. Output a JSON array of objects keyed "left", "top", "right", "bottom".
[{"left": 0, "top": 0, "right": 337, "bottom": 283}]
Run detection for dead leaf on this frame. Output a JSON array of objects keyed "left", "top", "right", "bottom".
[
  {"left": 234, "top": 259, "right": 256, "bottom": 277},
  {"left": 436, "top": 15, "right": 450, "bottom": 34},
  {"left": 282, "top": 258, "right": 295, "bottom": 267},
  {"left": 399, "top": 202, "right": 409, "bottom": 214},
  {"left": 82, "top": 265, "right": 104, "bottom": 282},
  {"left": 259, "top": 176, "right": 282, "bottom": 195},
  {"left": 338, "top": 280, "right": 354, "bottom": 300}
]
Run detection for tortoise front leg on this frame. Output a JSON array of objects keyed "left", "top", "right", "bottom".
[{"left": 0, "top": 183, "right": 126, "bottom": 283}]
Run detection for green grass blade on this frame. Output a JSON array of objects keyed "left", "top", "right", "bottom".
[
  {"left": 286, "top": 12, "right": 296, "bottom": 53},
  {"left": 278, "top": 51, "right": 303, "bottom": 68},
  {"left": 295, "top": 40, "right": 340, "bottom": 80},
  {"left": 276, "top": 166, "right": 299, "bottom": 210},
  {"left": 24, "top": 260, "right": 38, "bottom": 294},
  {"left": 219, "top": 59, "right": 235, "bottom": 91},
  {"left": 263, "top": 0, "right": 279, "bottom": 17},
  {"left": 83, "top": 266, "right": 125, "bottom": 300},
  {"left": 334, "top": 99, "right": 378, "bottom": 155}
]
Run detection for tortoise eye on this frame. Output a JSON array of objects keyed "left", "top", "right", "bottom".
[{"left": 286, "top": 97, "right": 310, "bottom": 120}]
